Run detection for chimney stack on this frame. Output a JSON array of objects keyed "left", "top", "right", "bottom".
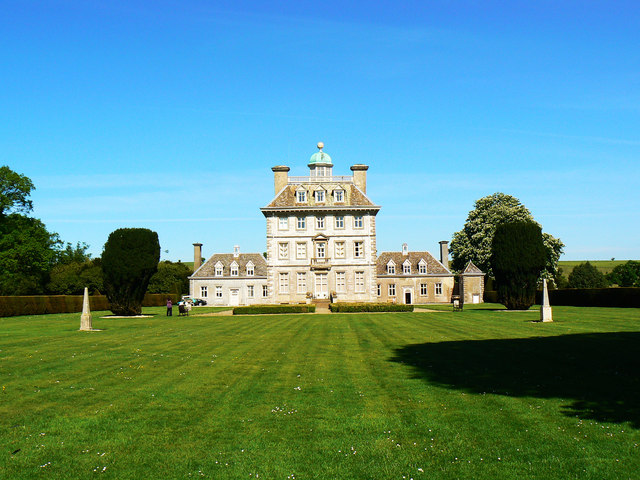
[
  {"left": 272, "top": 166, "right": 290, "bottom": 195},
  {"left": 350, "top": 164, "right": 369, "bottom": 193},
  {"left": 439, "top": 241, "right": 449, "bottom": 270},
  {"left": 193, "top": 243, "right": 203, "bottom": 272}
]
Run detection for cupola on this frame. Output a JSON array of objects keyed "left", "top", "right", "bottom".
[{"left": 308, "top": 142, "right": 333, "bottom": 177}]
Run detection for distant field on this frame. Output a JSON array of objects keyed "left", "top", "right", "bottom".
[{"left": 557, "top": 260, "right": 635, "bottom": 276}]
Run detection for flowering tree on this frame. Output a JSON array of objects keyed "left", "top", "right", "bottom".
[{"left": 450, "top": 193, "right": 563, "bottom": 282}]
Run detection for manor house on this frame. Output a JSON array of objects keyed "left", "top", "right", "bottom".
[{"left": 189, "top": 143, "right": 484, "bottom": 306}]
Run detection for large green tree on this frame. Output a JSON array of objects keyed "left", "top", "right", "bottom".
[
  {"left": 0, "top": 165, "right": 35, "bottom": 218},
  {"left": 607, "top": 261, "right": 640, "bottom": 287},
  {"left": 102, "top": 228, "right": 160, "bottom": 315},
  {"left": 490, "top": 221, "right": 547, "bottom": 310},
  {"left": 0, "top": 214, "right": 61, "bottom": 295},
  {"left": 450, "top": 193, "right": 564, "bottom": 281},
  {"left": 568, "top": 262, "right": 608, "bottom": 288},
  {"left": 147, "top": 261, "right": 191, "bottom": 295}
]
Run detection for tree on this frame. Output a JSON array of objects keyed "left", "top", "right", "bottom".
[
  {"left": 450, "top": 193, "right": 564, "bottom": 281},
  {"left": 147, "top": 261, "right": 191, "bottom": 295},
  {"left": 0, "top": 165, "right": 35, "bottom": 218},
  {"left": 607, "top": 261, "right": 640, "bottom": 287},
  {"left": 567, "top": 262, "right": 608, "bottom": 289},
  {"left": 47, "top": 258, "right": 104, "bottom": 295},
  {"left": 102, "top": 228, "right": 160, "bottom": 315},
  {"left": 491, "top": 221, "right": 547, "bottom": 310},
  {"left": 0, "top": 214, "right": 61, "bottom": 295}
]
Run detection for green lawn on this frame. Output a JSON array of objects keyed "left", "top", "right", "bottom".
[{"left": 1, "top": 306, "right": 639, "bottom": 479}]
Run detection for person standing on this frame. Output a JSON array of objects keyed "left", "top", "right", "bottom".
[{"left": 166, "top": 298, "right": 173, "bottom": 316}]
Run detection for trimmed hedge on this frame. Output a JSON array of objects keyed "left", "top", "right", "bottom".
[
  {"left": 0, "top": 293, "right": 180, "bottom": 317},
  {"left": 233, "top": 304, "right": 316, "bottom": 315},
  {"left": 329, "top": 303, "right": 414, "bottom": 313},
  {"left": 485, "top": 288, "right": 640, "bottom": 308}
]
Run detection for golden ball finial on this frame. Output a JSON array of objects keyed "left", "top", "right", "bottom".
[{"left": 317, "top": 141, "right": 324, "bottom": 151}]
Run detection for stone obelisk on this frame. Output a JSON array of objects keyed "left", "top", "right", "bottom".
[
  {"left": 540, "top": 278, "right": 553, "bottom": 323},
  {"left": 79, "top": 287, "right": 94, "bottom": 331}
]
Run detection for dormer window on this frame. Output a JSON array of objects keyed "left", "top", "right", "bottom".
[
  {"left": 403, "top": 260, "right": 411, "bottom": 274},
  {"left": 246, "top": 261, "right": 254, "bottom": 276},
  {"left": 215, "top": 262, "right": 224, "bottom": 277},
  {"left": 230, "top": 261, "right": 239, "bottom": 276},
  {"left": 387, "top": 260, "right": 396, "bottom": 275},
  {"left": 418, "top": 260, "right": 427, "bottom": 274},
  {"left": 334, "top": 189, "right": 344, "bottom": 202},
  {"left": 296, "top": 190, "right": 307, "bottom": 203},
  {"left": 315, "top": 190, "right": 325, "bottom": 202}
]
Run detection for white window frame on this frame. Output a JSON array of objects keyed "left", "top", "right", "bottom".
[
  {"left": 296, "top": 242, "right": 307, "bottom": 260},
  {"left": 246, "top": 262, "right": 254, "bottom": 276},
  {"left": 354, "top": 241, "right": 364, "bottom": 258},
  {"left": 388, "top": 284, "right": 396, "bottom": 296},
  {"left": 297, "top": 216, "right": 306, "bottom": 229},
  {"left": 355, "top": 271, "right": 365, "bottom": 293},
  {"left": 435, "top": 283, "right": 443, "bottom": 295},
  {"left": 354, "top": 215, "right": 364, "bottom": 229},
  {"left": 403, "top": 261, "right": 411, "bottom": 275},
  {"left": 296, "top": 190, "right": 306, "bottom": 203},
  {"left": 387, "top": 261, "right": 395, "bottom": 274},
  {"left": 316, "top": 216, "right": 325, "bottom": 229},
  {"left": 335, "top": 215, "right": 344, "bottom": 229},
  {"left": 230, "top": 261, "right": 239, "bottom": 277},
  {"left": 336, "top": 271, "right": 346, "bottom": 292},
  {"left": 315, "top": 190, "right": 325, "bottom": 202},
  {"left": 262, "top": 285, "right": 268, "bottom": 297},
  {"left": 377, "top": 284, "right": 381, "bottom": 296},
  {"left": 418, "top": 260, "right": 427, "bottom": 274},
  {"left": 279, "top": 217, "right": 288, "bottom": 230},
  {"left": 247, "top": 285, "right": 254, "bottom": 298},
  {"left": 216, "top": 286, "right": 223, "bottom": 298},
  {"left": 297, "top": 272, "right": 306, "bottom": 294},
  {"left": 215, "top": 262, "right": 223, "bottom": 277},
  {"left": 420, "top": 283, "right": 428, "bottom": 296},
  {"left": 334, "top": 190, "right": 344, "bottom": 202},
  {"left": 201, "top": 286, "right": 208, "bottom": 297},
  {"left": 279, "top": 273, "right": 289, "bottom": 294}
]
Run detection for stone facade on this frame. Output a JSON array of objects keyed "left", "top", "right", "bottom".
[
  {"left": 459, "top": 261, "right": 485, "bottom": 304},
  {"left": 189, "top": 248, "right": 269, "bottom": 306},
  {"left": 376, "top": 246, "right": 455, "bottom": 305},
  {"left": 260, "top": 149, "right": 380, "bottom": 304},
  {"left": 188, "top": 144, "right": 485, "bottom": 306}
]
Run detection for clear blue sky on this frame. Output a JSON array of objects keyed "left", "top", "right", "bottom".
[{"left": 2, "top": 1, "right": 639, "bottom": 262}]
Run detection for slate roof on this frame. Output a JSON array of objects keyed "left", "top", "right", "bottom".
[
  {"left": 191, "top": 253, "right": 267, "bottom": 278},
  {"left": 264, "top": 183, "right": 376, "bottom": 209},
  {"left": 462, "top": 261, "right": 484, "bottom": 275},
  {"left": 376, "top": 251, "right": 452, "bottom": 276}
]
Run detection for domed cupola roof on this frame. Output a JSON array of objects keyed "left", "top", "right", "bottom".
[{"left": 309, "top": 142, "right": 332, "bottom": 165}]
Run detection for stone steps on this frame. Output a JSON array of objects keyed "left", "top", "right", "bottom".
[{"left": 313, "top": 299, "right": 331, "bottom": 314}]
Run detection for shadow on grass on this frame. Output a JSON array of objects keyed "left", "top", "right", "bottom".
[{"left": 391, "top": 332, "right": 640, "bottom": 428}]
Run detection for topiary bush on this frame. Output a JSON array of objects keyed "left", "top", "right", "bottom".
[
  {"left": 329, "top": 303, "right": 413, "bottom": 312},
  {"left": 233, "top": 304, "right": 316, "bottom": 315},
  {"left": 102, "top": 228, "right": 160, "bottom": 316},
  {"left": 491, "top": 221, "right": 546, "bottom": 310}
]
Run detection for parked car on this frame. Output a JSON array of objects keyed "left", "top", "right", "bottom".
[{"left": 181, "top": 296, "right": 207, "bottom": 306}]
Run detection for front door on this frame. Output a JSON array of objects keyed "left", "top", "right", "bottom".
[
  {"left": 314, "top": 273, "right": 328, "bottom": 299},
  {"left": 229, "top": 289, "right": 240, "bottom": 306},
  {"left": 404, "top": 288, "right": 412, "bottom": 305}
]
